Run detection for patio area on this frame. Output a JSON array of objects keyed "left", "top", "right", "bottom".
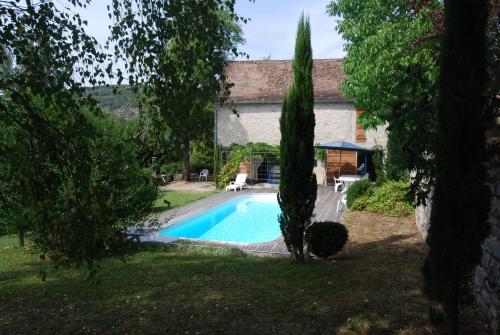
[{"left": 160, "top": 181, "right": 217, "bottom": 192}]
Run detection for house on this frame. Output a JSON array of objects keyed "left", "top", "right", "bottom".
[{"left": 215, "top": 59, "right": 388, "bottom": 184}]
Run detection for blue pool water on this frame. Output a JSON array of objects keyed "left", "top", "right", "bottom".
[{"left": 158, "top": 194, "right": 282, "bottom": 243}]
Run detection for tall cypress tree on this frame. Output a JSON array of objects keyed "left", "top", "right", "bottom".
[
  {"left": 422, "top": 0, "right": 491, "bottom": 333},
  {"left": 278, "top": 15, "right": 317, "bottom": 261}
]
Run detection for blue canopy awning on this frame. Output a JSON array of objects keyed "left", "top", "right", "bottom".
[{"left": 315, "top": 140, "right": 372, "bottom": 152}]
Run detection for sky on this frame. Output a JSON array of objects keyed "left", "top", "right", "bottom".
[
  {"left": 79, "top": 0, "right": 345, "bottom": 61},
  {"left": 234, "top": 0, "right": 345, "bottom": 60}
]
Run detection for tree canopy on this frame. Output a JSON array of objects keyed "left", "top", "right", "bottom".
[
  {"left": 109, "top": 0, "right": 246, "bottom": 180},
  {"left": 0, "top": 1, "right": 156, "bottom": 269},
  {"left": 0, "top": 0, "right": 249, "bottom": 268},
  {"left": 328, "top": 0, "right": 443, "bottom": 201}
]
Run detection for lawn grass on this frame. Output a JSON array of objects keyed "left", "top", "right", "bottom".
[
  {"left": 152, "top": 190, "right": 214, "bottom": 213},
  {"left": 0, "top": 212, "right": 439, "bottom": 335}
]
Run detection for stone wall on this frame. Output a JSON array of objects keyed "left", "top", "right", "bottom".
[
  {"left": 215, "top": 102, "right": 388, "bottom": 148},
  {"left": 474, "top": 135, "right": 500, "bottom": 333},
  {"left": 313, "top": 159, "right": 326, "bottom": 186},
  {"left": 415, "top": 189, "right": 433, "bottom": 241},
  {"left": 474, "top": 171, "right": 500, "bottom": 333}
]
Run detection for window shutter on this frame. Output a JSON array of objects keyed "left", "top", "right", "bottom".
[{"left": 356, "top": 109, "right": 367, "bottom": 143}]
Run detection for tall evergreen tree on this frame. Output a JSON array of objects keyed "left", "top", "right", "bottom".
[
  {"left": 278, "top": 15, "right": 317, "bottom": 261},
  {"left": 422, "top": 0, "right": 492, "bottom": 333}
]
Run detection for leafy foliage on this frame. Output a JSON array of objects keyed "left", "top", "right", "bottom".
[
  {"left": 132, "top": 115, "right": 184, "bottom": 168},
  {"left": 190, "top": 128, "right": 216, "bottom": 174},
  {"left": 314, "top": 146, "right": 326, "bottom": 162},
  {"left": 0, "top": 1, "right": 150, "bottom": 268},
  {"left": 422, "top": 1, "right": 492, "bottom": 331},
  {"left": 346, "top": 179, "right": 374, "bottom": 208},
  {"left": 386, "top": 130, "right": 410, "bottom": 181},
  {"left": 351, "top": 180, "right": 414, "bottom": 216},
  {"left": 161, "top": 162, "right": 183, "bottom": 175},
  {"left": 88, "top": 86, "right": 139, "bottom": 118},
  {"left": 277, "top": 16, "right": 317, "bottom": 261},
  {"left": 0, "top": 118, "right": 31, "bottom": 245},
  {"left": 486, "top": 1, "right": 500, "bottom": 122},
  {"left": 0, "top": 1, "right": 165, "bottom": 269},
  {"left": 306, "top": 221, "right": 348, "bottom": 259},
  {"left": 328, "top": 0, "right": 443, "bottom": 203},
  {"left": 371, "top": 145, "right": 386, "bottom": 184},
  {"left": 109, "top": 0, "right": 246, "bottom": 180},
  {"left": 216, "top": 143, "right": 279, "bottom": 188},
  {"left": 0, "top": 104, "right": 157, "bottom": 268},
  {"left": 214, "top": 145, "right": 223, "bottom": 186}
]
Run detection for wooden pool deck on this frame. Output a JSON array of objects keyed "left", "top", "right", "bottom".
[{"left": 141, "top": 186, "right": 344, "bottom": 257}]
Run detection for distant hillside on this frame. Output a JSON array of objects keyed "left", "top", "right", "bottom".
[{"left": 88, "top": 85, "right": 139, "bottom": 118}]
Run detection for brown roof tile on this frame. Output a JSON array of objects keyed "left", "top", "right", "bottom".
[{"left": 225, "top": 59, "right": 348, "bottom": 103}]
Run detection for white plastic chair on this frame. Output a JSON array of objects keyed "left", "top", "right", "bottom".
[
  {"left": 336, "top": 194, "right": 347, "bottom": 212},
  {"left": 333, "top": 176, "right": 344, "bottom": 192},
  {"left": 225, "top": 173, "right": 247, "bottom": 192},
  {"left": 199, "top": 169, "right": 209, "bottom": 182}
]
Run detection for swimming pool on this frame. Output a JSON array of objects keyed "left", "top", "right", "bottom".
[{"left": 158, "top": 194, "right": 282, "bottom": 243}]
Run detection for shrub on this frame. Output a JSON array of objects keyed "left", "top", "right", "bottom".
[
  {"left": 314, "top": 145, "right": 326, "bottom": 161},
  {"left": 216, "top": 149, "right": 245, "bottom": 188},
  {"left": 351, "top": 180, "right": 414, "bottom": 216},
  {"left": 161, "top": 162, "right": 183, "bottom": 174},
  {"left": 190, "top": 159, "right": 212, "bottom": 174},
  {"left": 306, "top": 221, "right": 348, "bottom": 259},
  {"left": 386, "top": 131, "right": 410, "bottom": 181},
  {"left": 191, "top": 140, "right": 214, "bottom": 171},
  {"left": 371, "top": 145, "right": 386, "bottom": 184},
  {"left": 350, "top": 195, "right": 369, "bottom": 211},
  {"left": 346, "top": 179, "right": 374, "bottom": 207},
  {"left": 1, "top": 107, "right": 158, "bottom": 266}
]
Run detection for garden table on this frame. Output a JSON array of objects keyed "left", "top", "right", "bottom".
[{"left": 337, "top": 175, "right": 362, "bottom": 193}]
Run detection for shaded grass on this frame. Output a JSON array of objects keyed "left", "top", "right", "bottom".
[
  {"left": 0, "top": 212, "right": 436, "bottom": 335},
  {"left": 152, "top": 190, "right": 214, "bottom": 213}
]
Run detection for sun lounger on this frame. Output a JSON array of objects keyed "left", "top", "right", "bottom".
[{"left": 225, "top": 173, "right": 247, "bottom": 192}]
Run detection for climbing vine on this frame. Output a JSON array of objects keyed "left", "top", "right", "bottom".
[
  {"left": 216, "top": 143, "right": 279, "bottom": 188},
  {"left": 314, "top": 146, "right": 326, "bottom": 162}
]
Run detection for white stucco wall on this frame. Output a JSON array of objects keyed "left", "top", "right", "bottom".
[
  {"left": 365, "top": 126, "right": 388, "bottom": 148},
  {"left": 216, "top": 102, "right": 387, "bottom": 149},
  {"left": 313, "top": 159, "right": 326, "bottom": 186}
]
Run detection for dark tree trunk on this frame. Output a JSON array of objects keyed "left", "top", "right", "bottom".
[
  {"left": 18, "top": 230, "right": 25, "bottom": 249},
  {"left": 183, "top": 139, "right": 190, "bottom": 181}
]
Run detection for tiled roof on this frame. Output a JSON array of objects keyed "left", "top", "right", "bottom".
[{"left": 224, "top": 59, "right": 348, "bottom": 103}]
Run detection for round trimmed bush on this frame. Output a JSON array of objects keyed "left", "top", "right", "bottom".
[{"left": 306, "top": 221, "right": 348, "bottom": 259}]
